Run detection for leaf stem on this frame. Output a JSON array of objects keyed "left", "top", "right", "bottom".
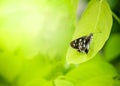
[{"left": 112, "top": 11, "right": 120, "bottom": 24}]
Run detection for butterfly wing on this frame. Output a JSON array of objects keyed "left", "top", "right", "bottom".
[
  {"left": 70, "top": 33, "right": 93, "bottom": 54},
  {"left": 70, "top": 36, "right": 87, "bottom": 49}
]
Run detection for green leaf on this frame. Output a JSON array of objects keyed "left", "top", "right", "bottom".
[
  {"left": 115, "top": 63, "right": 120, "bottom": 74},
  {"left": 54, "top": 79, "right": 74, "bottom": 86},
  {"left": 54, "top": 76, "right": 74, "bottom": 86},
  {"left": 0, "top": 83, "right": 8, "bottom": 86},
  {"left": 0, "top": 75, "right": 10, "bottom": 86},
  {"left": 111, "top": 58, "right": 120, "bottom": 74},
  {"left": 24, "top": 78, "right": 53, "bottom": 86},
  {"left": 17, "top": 55, "right": 53, "bottom": 86},
  {"left": 113, "top": 79, "right": 120, "bottom": 86},
  {"left": 0, "top": 52, "right": 23, "bottom": 83},
  {"left": 76, "top": 76, "right": 114, "bottom": 86},
  {"left": 66, "top": 54, "right": 117, "bottom": 85},
  {"left": 104, "top": 34, "right": 120, "bottom": 61},
  {"left": 66, "top": 0, "right": 113, "bottom": 64}
]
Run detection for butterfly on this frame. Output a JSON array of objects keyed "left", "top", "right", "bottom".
[{"left": 70, "top": 33, "right": 93, "bottom": 54}]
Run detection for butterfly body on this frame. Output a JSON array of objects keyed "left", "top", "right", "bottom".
[{"left": 70, "top": 33, "right": 93, "bottom": 54}]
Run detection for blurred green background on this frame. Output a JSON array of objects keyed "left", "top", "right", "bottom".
[{"left": 0, "top": 0, "right": 120, "bottom": 86}]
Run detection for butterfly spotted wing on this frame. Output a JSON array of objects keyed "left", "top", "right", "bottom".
[{"left": 70, "top": 33, "right": 93, "bottom": 54}]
